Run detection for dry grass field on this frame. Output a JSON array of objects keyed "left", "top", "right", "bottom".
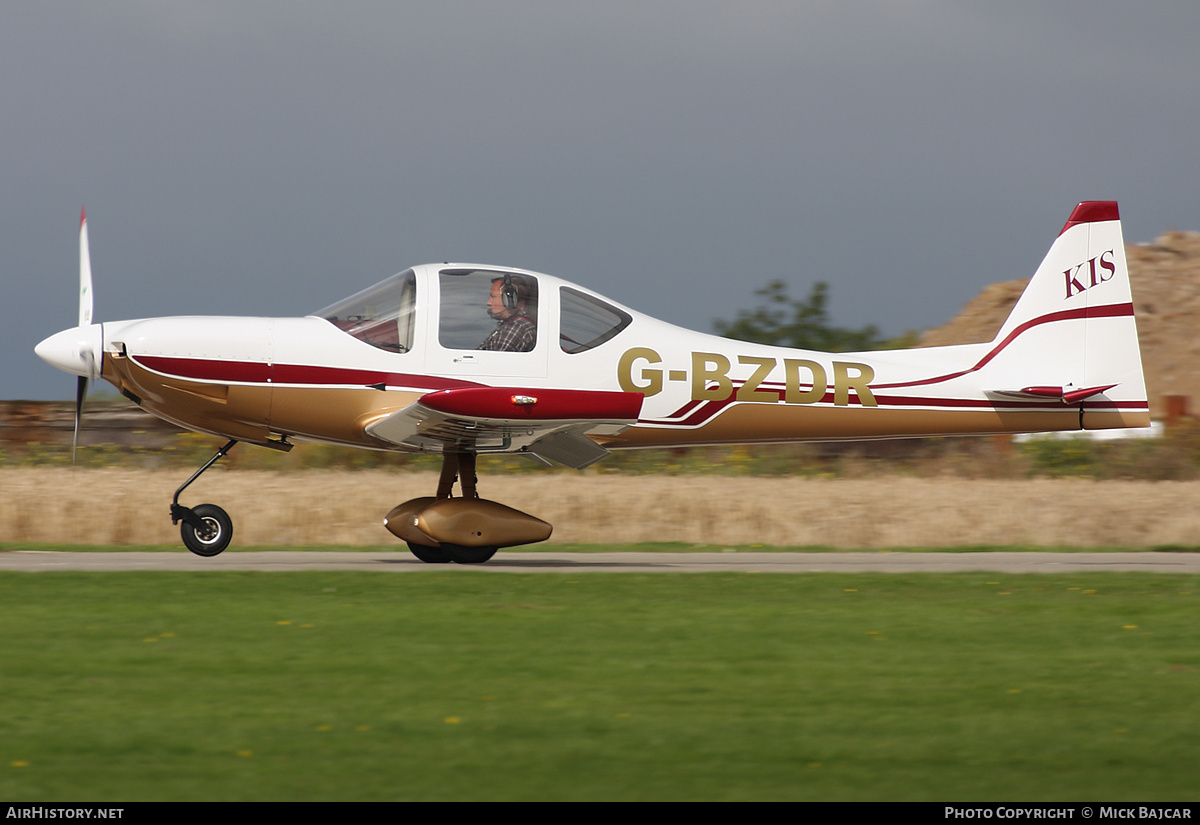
[{"left": 4, "top": 467, "right": 1200, "bottom": 549}]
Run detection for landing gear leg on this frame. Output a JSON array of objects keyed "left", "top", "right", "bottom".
[
  {"left": 171, "top": 439, "right": 237, "bottom": 557},
  {"left": 399, "top": 452, "right": 462, "bottom": 563},
  {"left": 457, "top": 451, "right": 478, "bottom": 500},
  {"left": 435, "top": 451, "right": 460, "bottom": 499},
  {"left": 438, "top": 453, "right": 497, "bottom": 562},
  {"left": 400, "top": 451, "right": 500, "bottom": 564}
]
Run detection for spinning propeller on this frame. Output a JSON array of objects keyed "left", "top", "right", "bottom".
[
  {"left": 34, "top": 208, "right": 102, "bottom": 464},
  {"left": 73, "top": 208, "right": 93, "bottom": 463}
]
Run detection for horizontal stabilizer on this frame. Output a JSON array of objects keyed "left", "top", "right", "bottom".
[{"left": 992, "top": 384, "right": 1117, "bottom": 403}]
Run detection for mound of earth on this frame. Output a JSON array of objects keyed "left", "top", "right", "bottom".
[{"left": 919, "top": 231, "right": 1200, "bottom": 419}]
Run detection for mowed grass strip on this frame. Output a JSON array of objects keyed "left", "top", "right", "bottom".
[{"left": 1, "top": 572, "right": 1197, "bottom": 801}]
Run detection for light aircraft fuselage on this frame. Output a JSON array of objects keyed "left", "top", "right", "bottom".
[{"left": 34, "top": 201, "right": 1149, "bottom": 562}]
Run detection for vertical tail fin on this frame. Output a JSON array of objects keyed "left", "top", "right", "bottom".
[{"left": 985, "top": 201, "right": 1149, "bottom": 429}]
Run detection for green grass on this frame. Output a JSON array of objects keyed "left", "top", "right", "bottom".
[{"left": 1, "top": 572, "right": 1198, "bottom": 801}]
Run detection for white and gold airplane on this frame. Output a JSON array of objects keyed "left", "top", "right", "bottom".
[{"left": 36, "top": 202, "right": 1148, "bottom": 562}]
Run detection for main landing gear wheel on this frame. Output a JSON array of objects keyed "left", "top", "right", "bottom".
[
  {"left": 405, "top": 541, "right": 497, "bottom": 564},
  {"left": 443, "top": 544, "right": 498, "bottom": 565},
  {"left": 180, "top": 503, "right": 233, "bottom": 557},
  {"left": 390, "top": 453, "right": 531, "bottom": 565},
  {"left": 406, "top": 542, "right": 452, "bottom": 564}
]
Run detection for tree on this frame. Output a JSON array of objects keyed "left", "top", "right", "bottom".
[{"left": 713, "top": 280, "right": 886, "bottom": 352}]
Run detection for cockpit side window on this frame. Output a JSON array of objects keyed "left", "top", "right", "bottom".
[
  {"left": 439, "top": 269, "right": 539, "bottom": 352},
  {"left": 559, "top": 286, "right": 632, "bottom": 353},
  {"left": 315, "top": 269, "right": 416, "bottom": 353}
]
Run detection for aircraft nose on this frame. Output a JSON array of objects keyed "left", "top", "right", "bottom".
[{"left": 35, "top": 324, "right": 103, "bottom": 379}]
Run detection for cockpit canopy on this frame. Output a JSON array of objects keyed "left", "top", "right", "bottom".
[{"left": 315, "top": 265, "right": 633, "bottom": 356}]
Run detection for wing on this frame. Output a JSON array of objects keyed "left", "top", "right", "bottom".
[{"left": 365, "top": 387, "right": 644, "bottom": 469}]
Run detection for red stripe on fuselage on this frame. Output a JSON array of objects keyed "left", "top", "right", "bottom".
[
  {"left": 638, "top": 302, "right": 1140, "bottom": 428},
  {"left": 132, "top": 355, "right": 483, "bottom": 391},
  {"left": 873, "top": 303, "right": 1134, "bottom": 391}
]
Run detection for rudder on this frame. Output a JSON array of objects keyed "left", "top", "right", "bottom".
[{"left": 984, "top": 202, "right": 1149, "bottom": 429}]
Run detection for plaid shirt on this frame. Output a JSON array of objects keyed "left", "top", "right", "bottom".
[{"left": 478, "top": 313, "right": 536, "bottom": 352}]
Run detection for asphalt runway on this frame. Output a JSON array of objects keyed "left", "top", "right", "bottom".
[{"left": 4, "top": 550, "right": 1200, "bottom": 573}]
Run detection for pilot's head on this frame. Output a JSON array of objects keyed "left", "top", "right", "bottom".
[{"left": 487, "top": 275, "right": 532, "bottom": 320}]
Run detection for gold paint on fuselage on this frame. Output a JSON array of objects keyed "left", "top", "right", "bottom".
[
  {"left": 610, "top": 345, "right": 1148, "bottom": 447},
  {"left": 104, "top": 353, "right": 270, "bottom": 443},
  {"left": 269, "top": 385, "right": 423, "bottom": 447},
  {"left": 1081, "top": 409, "right": 1152, "bottom": 430},
  {"left": 605, "top": 403, "right": 1089, "bottom": 449},
  {"left": 103, "top": 354, "right": 420, "bottom": 449},
  {"left": 102, "top": 350, "right": 1150, "bottom": 456}
]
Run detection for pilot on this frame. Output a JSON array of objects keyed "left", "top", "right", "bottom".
[{"left": 479, "top": 274, "right": 536, "bottom": 352}]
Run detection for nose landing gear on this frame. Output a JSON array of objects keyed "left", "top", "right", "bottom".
[
  {"left": 171, "top": 439, "right": 238, "bottom": 557},
  {"left": 180, "top": 503, "right": 233, "bottom": 557}
]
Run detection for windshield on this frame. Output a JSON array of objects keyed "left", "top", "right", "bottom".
[{"left": 315, "top": 269, "right": 416, "bottom": 353}]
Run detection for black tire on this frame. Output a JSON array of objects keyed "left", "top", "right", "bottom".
[
  {"left": 443, "top": 543, "right": 498, "bottom": 564},
  {"left": 181, "top": 504, "right": 232, "bottom": 557},
  {"left": 406, "top": 541, "right": 452, "bottom": 563}
]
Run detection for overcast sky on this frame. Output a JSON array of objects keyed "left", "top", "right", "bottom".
[{"left": 5, "top": 1, "right": 1199, "bottom": 400}]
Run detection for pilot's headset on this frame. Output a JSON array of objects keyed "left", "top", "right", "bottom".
[{"left": 501, "top": 274, "right": 521, "bottom": 311}]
